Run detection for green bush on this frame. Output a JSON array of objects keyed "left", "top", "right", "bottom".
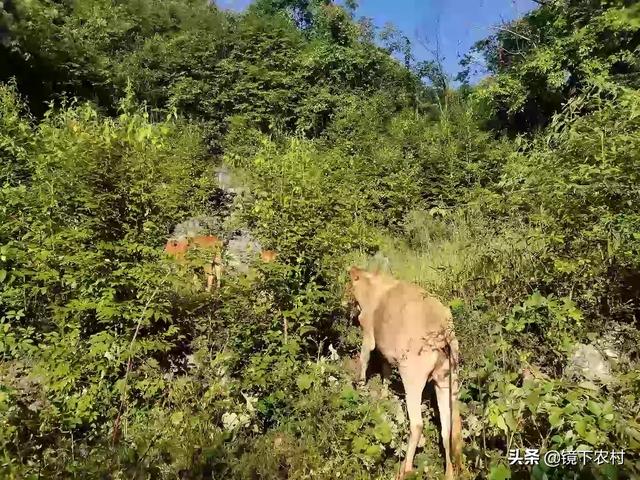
[{"left": 0, "top": 83, "right": 220, "bottom": 477}]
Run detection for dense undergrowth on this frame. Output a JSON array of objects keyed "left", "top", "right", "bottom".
[{"left": 1, "top": 0, "right": 640, "bottom": 479}]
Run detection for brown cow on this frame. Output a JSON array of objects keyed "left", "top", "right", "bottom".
[
  {"left": 346, "top": 266, "right": 462, "bottom": 480},
  {"left": 260, "top": 249, "right": 278, "bottom": 263},
  {"left": 164, "top": 235, "right": 223, "bottom": 291}
]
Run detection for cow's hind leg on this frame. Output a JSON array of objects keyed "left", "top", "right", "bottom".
[
  {"left": 434, "top": 356, "right": 462, "bottom": 480},
  {"left": 397, "top": 354, "right": 435, "bottom": 479}
]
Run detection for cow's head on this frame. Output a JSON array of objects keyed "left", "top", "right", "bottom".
[{"left": 342, "top": 266, "right": 373, "bottom": 325}]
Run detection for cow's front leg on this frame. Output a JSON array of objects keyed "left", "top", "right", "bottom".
[{"left": 359, "top": 327, "right": 375, "bottom": 385}]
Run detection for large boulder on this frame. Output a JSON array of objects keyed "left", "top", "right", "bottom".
[
  {"left": 565, "top": 343, "right": 614, "bottom": 384},
  {"left": 224, "top": 228, "right": 264, "bottom": 273},
  {"left": 215, "top": 164, "right": 248, "bottom": 197},
  {"left": 170, "top": 215, "right": 224, "bottom": 240},
  {"left": 168, "top": 164, "right": 266, "bottom": 273},
  {"left": 215, "top": 166, "right": 233, "bottom": 191}
]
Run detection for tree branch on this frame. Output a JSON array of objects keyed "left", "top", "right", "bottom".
[{"left": 494, "top": 25, "right": 537, "bottom": 49}]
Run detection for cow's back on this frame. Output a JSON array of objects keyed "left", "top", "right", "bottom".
[
  {"left": 260, "top": 250, "right": 278, "bottom": 263},
  {"left": 372, "top": 282, "right": 452, "bottom": 364},
  {"left": 192, "top": 235, "right": 222, "bottom": 250}
]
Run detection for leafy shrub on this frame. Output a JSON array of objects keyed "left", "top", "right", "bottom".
[{"left": 0, "top": 84, "right": 219, "bottom": 477}]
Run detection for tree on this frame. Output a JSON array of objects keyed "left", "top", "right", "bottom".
[{"left": 458, "top": 0, "right": 640, "bottom": 133}]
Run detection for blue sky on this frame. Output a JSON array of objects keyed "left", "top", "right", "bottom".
[{"left": 216, "top": 0, "right": 538, "bottom": 82}]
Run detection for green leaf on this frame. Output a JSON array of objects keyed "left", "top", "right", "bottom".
[
  {"left": 352, "top": 435, "right": 368, "bottom": 453},
  {"left": 575, "top": 418, "right": 587, "bottom": 437},
  {"left": 373, "top": 421, "right": 393, "bottom": 444},
  {"left": 488, "top": 463, "right": 511, "bottom": 480},
  {"left": 296, "top": 374, "right": 313, "bottom": 391},
  {"left": 550, "top": 434, "right": 563, "bottom": 445},
  {"left": 170, "top": 411, "right": 184, "bottom": 426},
  {"left": 574, "top": 418, "right": 598, "bottom": 445},
  {"left": 504, "top": 411, "right": 518, "bottom": 432},
  {"left": 525, "top": 291, "right": 546, "bottom": 308},
  {"left": 491, "top": 412, "right": 508, "bottom": 434},
  {"left": 586, "top": 400, "right": 602, "bottom": 416},
  {"left": 525, "top": 391, "right": 540, "bottom": 411},
  {"left": 298, "top": 324, "right": 317, "bottom": 336},
  {"left": 548, "top": 408, "right": 564, "bottom": 428},
  {"left": 364, "top": 444, "right": 382, "bottom": 460}
]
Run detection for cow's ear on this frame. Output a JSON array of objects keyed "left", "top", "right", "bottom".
[{"left": 349, "top": 266, "right": 360, "bottom": 282}]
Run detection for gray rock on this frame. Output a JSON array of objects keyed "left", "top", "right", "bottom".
[
  {"left": 228, "top": 187, "right": 249, "bottom": 196},
  {"left": 215, "top": 164, "right": 249, "bottom": 197},
  {"left": 170, "top": 215, "right": 225, "bottom": 240},
  {"left": 565, "top": 343, "right": 613, "bottom": 383},
  {"left": 592, "top": 324, "right": 626, "bottom": 367},
  {"left": 224, "top": 229, "right": 264, "bottom": 273},
  {"left": 215, "top": 166, "right": 233, "bottom": 191},
  {"left": 168, "top": 163, "right": 266, "bottom": 276}
]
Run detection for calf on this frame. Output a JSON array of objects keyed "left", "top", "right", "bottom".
[
  {"left": 347, "top": 266, "right": 462, "bottom": 480},
  {"left": 260, "top": 249, "right": 278, "bottom": 263},
  {"left": 164, "top": 235, "right": 223, "bottom": 291}
]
